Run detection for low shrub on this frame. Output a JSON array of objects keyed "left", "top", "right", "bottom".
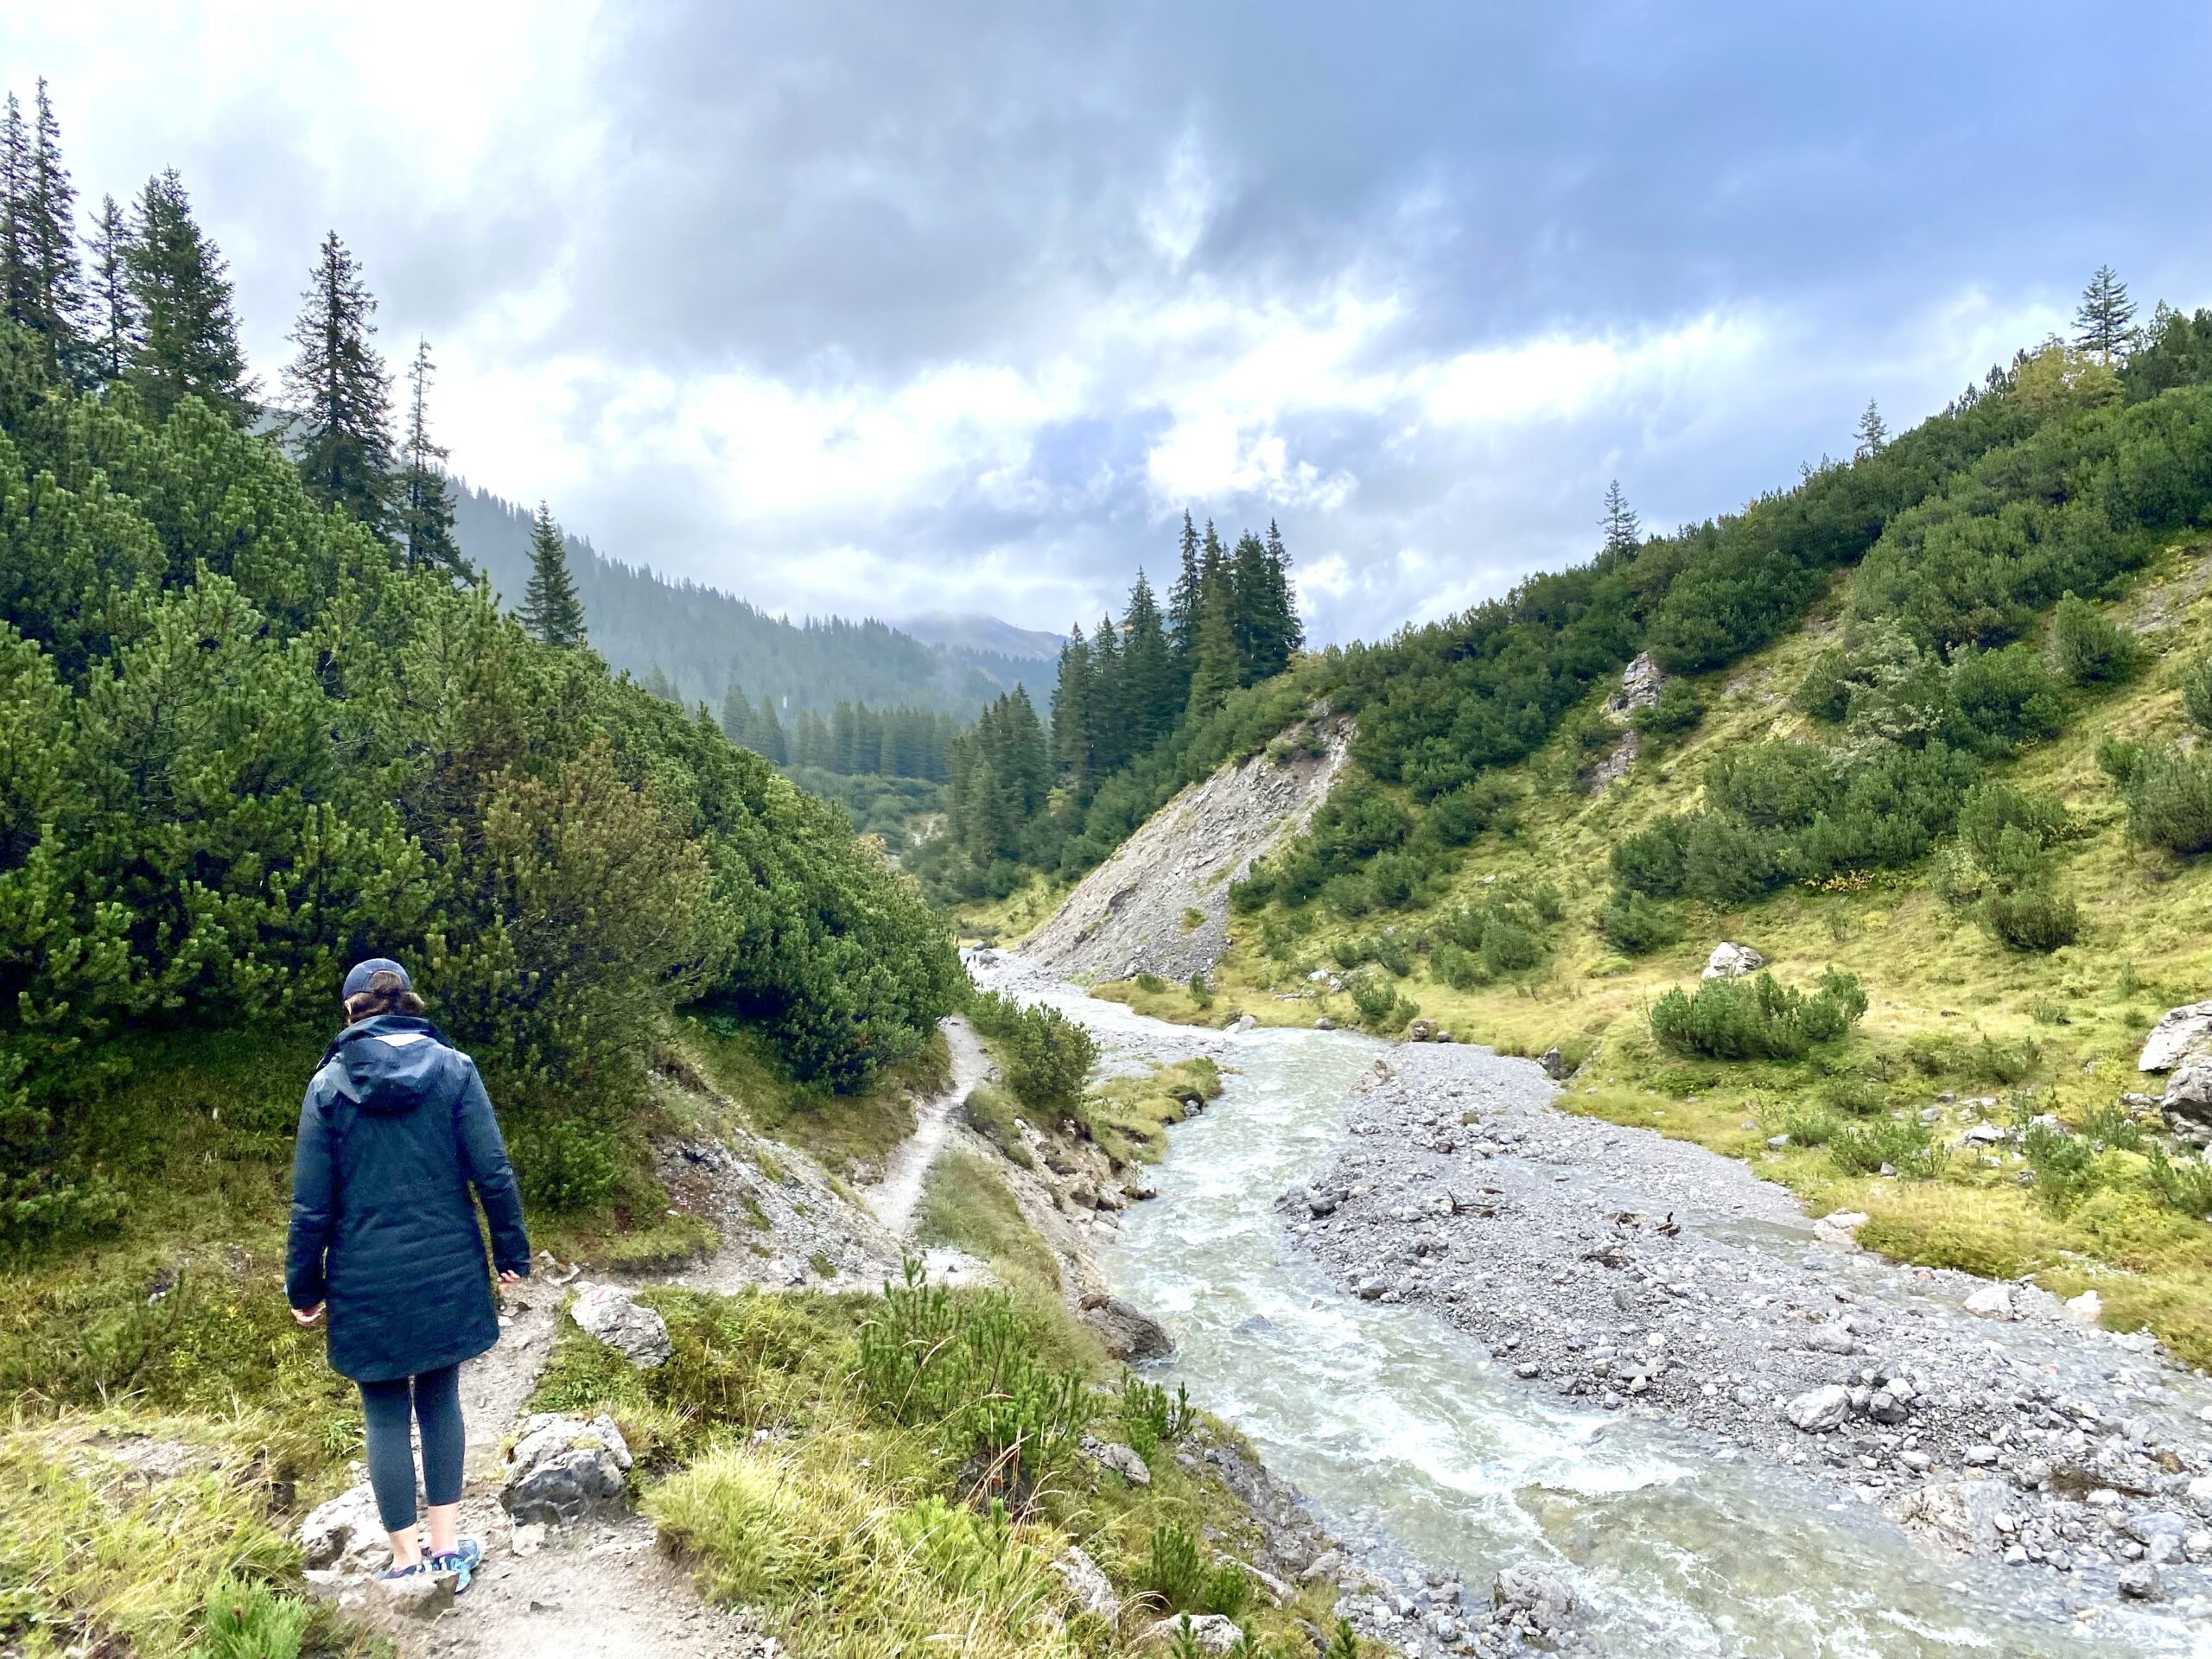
[
  {"left": 1597, "top": 887, "right": 1681, "bottom": 956},
  {"left": 2146, "top": 1143, "right": 2212, "bottom": 1217},
  {"left": 2181, "top": 651, "right": 2212, "bottom": 736},
  {"left": 1116, "top": 1372, "right": 1194, "bottom": 1461},
  {"left": 1985, "top": 882, "right": 2082, "bottom": 952},
  {"left": 2118, "top": 746, "right": 2212, "bottom": 855},
  {"left": 1345, "top": 969, "right": 1416, "bottom": 1034},
  {"left": 1828, "top": 1116, "right": 1942, "bottom": 1179},
  {"left": 1649, "top": 970, "right": 1867, "bottom": 1061},
  {"left": 2049, "top": 591, "right": 2140, "bottom": 685},
  {"left": 968, "top": 991, "right": 1098, "bottom": 1113},
  {"left": 1631, "top": 678, "right": 1705, "bottom": 748}
]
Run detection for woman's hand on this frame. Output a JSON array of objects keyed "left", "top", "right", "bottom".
[
  {"left": 498, "top": 1270, "right": 524, "bottom": 1285},
  {"left": 291, "top": 1303, "right": 324, "bottom": 1326}
]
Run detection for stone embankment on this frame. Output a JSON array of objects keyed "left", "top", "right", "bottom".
[
  {"left": 1291, "top": 1042, "right": 2212, "bottom": 1617},
  {"left": 1022, "top": 716, "right": 1352, "bottom": 983}
]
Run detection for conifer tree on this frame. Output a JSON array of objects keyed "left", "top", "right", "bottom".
[
  {"left": 1853, "top": 399, "right": 1888, "bottom": 460},
  {"left": 1185, "top": 557, "right": 1241, "bottom": 718},
  {"left": 3, "top": 80, "right": 85, "bottom": 377},
  {"left": 719, "top": 683, "right": 756, "bottom": 751},
  {"left": 1599, "top": 480, "right": 1641, "bottom": 555},
  {"left": 127, "top": 169, "right": 254, "bottom": 422},
  {"left": 1089, "top": 615, "right": 1125, "bottom": 774},
  {"left": 519, "top": 501, "right": 588, "bottom": 647},
  {"left": 82, "top": 193, "right": 137, "bottom": 383},
  {"left": 1120, "top": 569, "right": 1174, "bottom": 745},
  {"left": 0, "top": 95, "right": 26, "bottom": 335},
  {"left": 396, "top": 337, "right": 467, "bottom": 579},
  {"left": 2075, "top": 265, "right": 2138, "bottom": 362},
  {"left": 1166, "top": 510, "right": 1203, "bottom": 684},
  {"left": 1265, "top": 518, "right": 1305, "bottom": 660},
  {"left": 755, "top": 695, "right": 787, "bottom": 764},
  {"left": 283, "top": 230, "right": 396, "bottom": 532},
  {"left": 1051, "top": 623, "right": 1094, "bottom": 787}
]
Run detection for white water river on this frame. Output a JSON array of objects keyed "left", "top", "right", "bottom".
[{"left": 978, "top": 961, "right": 2204, "bottom": 1659}]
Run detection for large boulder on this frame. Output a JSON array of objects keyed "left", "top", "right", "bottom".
[
  {"left": 1079, "top": 1293, "right": 1173, "bottom": 1362},
  {"left": 299, "top": 1481, "right": 391, "bottom": 1569},
  {"left": 501, "top": 1413, "right": 632, "bottom": 1525},
  {"left": 569, "top": 1283, "right": 672, "bottom": 1369},
  {"left": 2139, "top": 1002, "right": 2212, "bottom": 1072},
  {"left": 1079, "top": 1435, "right": 1152, "bottom": 1487},
  {"left": 1492, "top": 1565, "right": 1576, "bottom": 1632},
  {"left": 1052, "top": 1545, "right": 1121, "bottom": 1625},
  {"left": 1785, "top": 1384, "right": 1852, "bottom": 1433},
  {"left": 1703, "top": 943, "right": 1766, "bottom": 980},
  {"left": 2162, "top": 1059, "right": 2212, "bottom": 1146}
]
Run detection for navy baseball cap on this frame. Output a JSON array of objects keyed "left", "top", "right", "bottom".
[{"left": 341, "top": 957, "right": 411, "bottom": 1000}]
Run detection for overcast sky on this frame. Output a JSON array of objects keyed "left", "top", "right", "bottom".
[{"left": 11, "top": 4, "right": 2212, "bottom": 643}]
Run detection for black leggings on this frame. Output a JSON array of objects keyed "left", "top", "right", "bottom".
[{"left": 359, "top": 1363, "right": 466, "bottom": 1532}]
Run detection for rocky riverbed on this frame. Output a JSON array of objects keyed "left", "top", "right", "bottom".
[{"left": 1290, "top": 1041, "right": 2212, "bottom": 1619}]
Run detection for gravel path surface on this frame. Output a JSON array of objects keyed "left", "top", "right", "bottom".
[
  {"left": 1292, "top": 1041, "right": 2212, "bottom": 1616},
  {"left": 862, "top": 1014, "right": 988, "bottom": 1236}
]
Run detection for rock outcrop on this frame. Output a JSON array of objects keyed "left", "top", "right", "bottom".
[
  {"left": 1703, "top": 942, "right": 1766, "bottom": 980},
  {"left": 2136, "top": 1002, "right": 2212, "bottom": 1144},
  {"left": 501, "top": 1413, "right": 632, "bottom": 1525},
  {"left": 1021, "top": 718, "right": 1351, "bottom": 982},
  {"left": 569, "top": 1282, "right": 673, "bottom": 1369}
]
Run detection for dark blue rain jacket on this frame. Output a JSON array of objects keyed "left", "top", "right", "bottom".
[{"left": 284, "top": 1014, "right": 531, "bottom": 1382}]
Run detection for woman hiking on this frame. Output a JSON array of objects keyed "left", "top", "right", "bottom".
[{"left": 286, "top": 958, "right": 531, "bottom": 1592}]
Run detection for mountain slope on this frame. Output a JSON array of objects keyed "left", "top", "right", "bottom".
[{"left": 452, "top": 483, "right": 1057, "bottom": 716}]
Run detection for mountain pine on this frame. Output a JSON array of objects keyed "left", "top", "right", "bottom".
[
  {"left": 82, "top": 193, "right": 136, "bottom": 382},
  {"left": 519, "top": 501, "right": 588, "bottom": 646},
  {"left": 396, "top": 337, "right": 466, "bottom": 579},
  {"left": 127, "top": 169, "right": 253, "bottom": 421},
  {"left": 283, "top": 230, "right": 395, "bottom": 532}
]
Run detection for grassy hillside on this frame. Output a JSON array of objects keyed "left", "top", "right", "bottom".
[{"left": 1161, "top": 543, "right": 2212, "bottom": 1363}]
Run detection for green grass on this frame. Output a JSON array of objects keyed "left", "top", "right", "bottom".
[
  {"left": 1080, "top": 1059, "right": 1224, "bottom": 1166},
  {"left": 915, "top": 1152, "right": 1064, "bottom": 1295},
  {"left": 1212, "top": 548, "right": 2212, "bottom": 1367},
  {"left": 677, "top": 1014, "right": 952, "bottom": 1177}
]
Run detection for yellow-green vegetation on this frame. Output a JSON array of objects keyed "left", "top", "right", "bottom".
[
  {"left": 1081, "top": 1059, "right": 1224, "bottom": 1166},
  {"left": 953, "top": 875, "right": 1074, "bottom": 945},
  {"left": 677, "top": 1014, "right": 954, "bottom": 1178},
  {"left": 0, "top": 1412, "right": 346, "bottom": 1659},
  {"left": 1217, "top": 550, "right": 2212, "bottom": 1364},
  {"left": 916, "top": 1151, "right": 1065, "bottom": 1294},
  {"left": 957, "top": 1082, "right": 1036, "bottom": 1167},
  {"left": 533, "top": 1269, "right": 1349, "bottom": 1657}
]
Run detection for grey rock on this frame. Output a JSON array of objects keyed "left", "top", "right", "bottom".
[
  {"left": 2164, "top": 1059, "right": 2212, "bottom": 1139},
  {"left": 1785, "top": 1384, "right": 1852, "bottom": 1433},
  {"left": 299, "top": 1481, "right": 389, "bottom": 1569},
  {"left": 1492, "top": 1565, "right": 1577, "bottom": 1630},
  {"left": 2117, "top": 1560, "right": 2164, "bottom": 1601},
  {"left": 1806, "top": 1321, "right": 1858, "bottom": 1356},
  {"left": 1703, "top": 942, "right": 1767, "bottom": 980},
  {"left": 568, "top": 1282, "right": 672, "bottom": 1369},
  {"left": 1539, "top": 1047, "right": 1569, "bottom": 1081},
  {"left": 1079, "top": 1435, "right": 1153, "bottom": 1487},
  {"left": 1885, "top": 1480, "right": 2009, "bottom": 1554},
  {"left": 1079, "top": 1294, "right": 1174, "bottom": 1362},
  {"left": 501, "top": 1413, "right": 632, "bottom": 1525},
  {"left": 378, "top": 1570, "right": 454, "bottom": 1618},
  {"left": 1139, "top": 1612, "right": 1244, "bottom": 1652},
  {"left": 1052, "top": 1544, "right": 1120, "bottom": 1624},
  {"left": 2139, "top": 1001, "right": 2212, "bottom": 1072}
]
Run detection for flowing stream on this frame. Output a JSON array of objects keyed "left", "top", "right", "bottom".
[{"left": 980, "top": 962, "right": 2203, "bottom": 1659}]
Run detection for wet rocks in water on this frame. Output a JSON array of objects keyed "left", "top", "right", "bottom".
[
  {"left": 501, "top": 1413, "right": 633, "bottom": 1525},
  {"left": 1702, "top": 942, "right": 1766, "bottom": 980},
  {"left": 1492, "top": 1564, "right": 1576, "bottom": 1636},
  {"left": 1885, "top": 1479, "right": 2009, "bottom": 1554},
  {"left": 569, "top": 1282, "right": 672, "bottom": 1369},
  {"left": 1079, "top": 1292, "right": 1174, "bottom": 1361},
  {"left": 2117, "top": 1560, "right": 2164, "bottom": 1601}
]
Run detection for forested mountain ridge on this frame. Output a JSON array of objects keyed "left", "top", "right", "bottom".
[
  {"left": 453, "top": 481, "right": 1058, "bottom": 719},
  {"left": 994, "top": 276, "right": 2212, "bottom": 1370}
]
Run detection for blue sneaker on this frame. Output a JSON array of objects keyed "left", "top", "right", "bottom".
[
  {"left": 429, "top": 1543, "right": 477, "bottom": 1595},
  {"left": 375, "top": 1560, "right": 429, "bottom": 1582}
]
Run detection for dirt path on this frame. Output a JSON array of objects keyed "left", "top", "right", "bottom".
[{"left": 863, "top": 1014, "right": 987, "bottom": 1237}]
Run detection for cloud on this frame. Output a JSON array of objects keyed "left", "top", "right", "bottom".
[{"left": 9, "top": 2, "right": 2212, "bottom": 646}]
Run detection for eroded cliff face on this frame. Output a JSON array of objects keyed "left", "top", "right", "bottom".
[{"left": 1022, "top": 717, "right": 1351, "bottom": 982}]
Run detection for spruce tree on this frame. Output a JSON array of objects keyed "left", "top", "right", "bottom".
[
  {"left": 755, "top": 695, "right": 787, "bottom": 764},
  {"left": 396, "top": 337, "right": 467, "bottom": 578},
  {"left": 3, "top": 80, "right": 85, "bottom": 378},
  {"left": 283, "top": 230, "right": 396, "bottom": 532},
  {"left": 719, "top": 682, "right": 756, "bottom": 751},
  {"left": 1166, "top": 509, "right": 1203, "bottom": 684},
  {"left": 1120, "top": 569, "right": 1173, "bottom": 746},
  {"left": 0, "top": 95, "right": 26, "bottom": 334},
  {"left": 1264, "top": 518, "right": 1305, "bottom": 660},
  {"left": 1051, "top": 623, "right": 1094, "bottom": 787},
  {"left": 1853, "top": 399, "right": 1887, "bottom": 460},
  {"left": 1185, "top": 558, "right": 1241, "bottom": 719},
  {"left": 1089, "top": 615, "right": 1126, "bottom": 774},
  {"left": 1599, "top": 480, "right": 1641, "bottom": 555},
  {"left": 2075, "top": 265, "right": 2137, "bottom": 362},
  {"left": 127, "top": 169, "right": 254, "bottom": 422},
  {"left": 82, "top": 193, "right": 137, "bottom": 383},
  {"left": 519, "top": 501, "right": 587, "bottom": 647}
]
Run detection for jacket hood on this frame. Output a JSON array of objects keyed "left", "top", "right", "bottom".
[{"left": 320, "top": 1014, "right": 461, "bottom": 1116}]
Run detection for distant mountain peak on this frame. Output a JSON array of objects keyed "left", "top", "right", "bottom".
[{"left": 900, "top": 612, "right": 1066, "bottom": 662}]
